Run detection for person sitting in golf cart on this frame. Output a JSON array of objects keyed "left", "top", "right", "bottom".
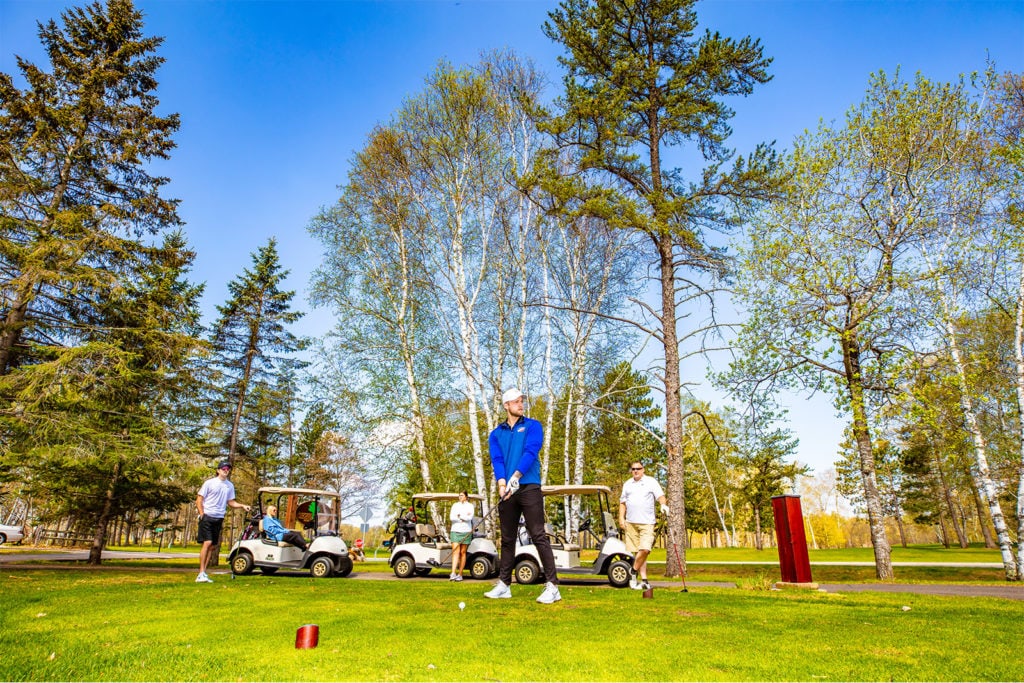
[{"left": 261, "top": 505, "right": 309, "bottom": 552}]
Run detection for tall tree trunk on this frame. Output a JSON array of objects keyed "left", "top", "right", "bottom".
[
  {"left": 931, "top": 448, "right": 968, "bottom": 548},
  {"left": 88, "top": 459, "right": 122, "bottom": 565},
  {"left": 562, "top": 382, "right": 574, "bottom": 538},
  {"left": 659, "top": 233, "right": 686, "bottom": 578},
  {"left": 938, "top": 513, "right": 950, "bottom": 548},
  {"left": 690, "top": 431, "right": 732, "bottom": 546},
  {"left": 894, "top": 509, "right": 907, "bottom": 549},
  {"left": 1014, "top": 255, "right": 1024, "bottom": 580},
  {"left": 841, "top": 332, "right": 893, "bottom": 579},
  {"left": 945, "top": 318, "right": 1018, "bottom": 579},
  {"left": 540, "top": 242, "right": 555, "bottom": 485},
  {"left": 753, "top": 507, "right": 763, "bottom": 551},
  {"left": 970, "top": 482, "right": 997, "bottom": 548}
]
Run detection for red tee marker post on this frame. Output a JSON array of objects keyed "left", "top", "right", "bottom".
[
  {"left": 295, "top": 624, "right": 319, "bottom": 649},
  {"left": 770, "top": 495, "right": 816, "bottom": 589}
]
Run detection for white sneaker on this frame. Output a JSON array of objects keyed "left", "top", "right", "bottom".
[
  {"left": 453, "top": 575, "right": 463, "bottom": 582},
  {"left": 629, "top": 574, "right": 639, "bottom": 589},
  {"left": 536, "top": 582, "right": 561, "bottom": 604},
  {"left": 449, "top": 574, "right": 457, "bottom": 581},
  {"left": 484, "top": 580, "right": 511, "bottom": 599},
  {"left": 641, "top": 580, "right": 652, "bottom": 591},
  {"left": 195, "top": 573, "right": 213, "bottom": 583}
]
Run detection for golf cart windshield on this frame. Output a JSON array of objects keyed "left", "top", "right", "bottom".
[
  {"left": 539, "top": 485, "right": 618, "bottom": 542},
  {"left": 257, "top": 487, "right": 342, "bottom": 537}
]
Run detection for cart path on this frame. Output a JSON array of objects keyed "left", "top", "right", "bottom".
[{"left": 1, "top": 550, "right": 1021, "bottom": 600}]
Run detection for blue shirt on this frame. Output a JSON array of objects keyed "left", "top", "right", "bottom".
[
  {"left": 489, "top": 416, "right": 544, "bottom": 485},
  {"left": 262, "top": 515, "right": 288, "bottom": 541}
]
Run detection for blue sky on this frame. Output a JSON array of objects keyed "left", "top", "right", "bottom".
[{"left": 2, "top": 0, "right": 1023, "bottom": 474}]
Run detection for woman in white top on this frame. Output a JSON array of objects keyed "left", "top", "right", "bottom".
[{"left": 449, "top": 491, "right": 475, "bottom": 581}]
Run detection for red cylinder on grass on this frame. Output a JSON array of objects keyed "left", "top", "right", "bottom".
[{"left": 295, "top": 624, "right": 319, "bottom": 649}]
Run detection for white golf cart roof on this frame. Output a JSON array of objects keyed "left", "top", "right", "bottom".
[
  {"left": 540, "top": 485, "right": 612, "bottom": 496},
  {"left": 257, "top": 487, "right": 342, "bottom": 499},
  {"left": 411, "top": 492, "right": 486, "bottom": 502}
]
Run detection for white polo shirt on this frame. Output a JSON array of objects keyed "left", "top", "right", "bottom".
[
  {"left": 197, "top": 477, "right": 236, "bottom": 519},
  {"left": 620, "top": 475, "right": 664, "bottom": 525}
]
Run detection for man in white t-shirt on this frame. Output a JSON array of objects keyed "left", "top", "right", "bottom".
[
  {"left": 618, "top": 461, "right": 668, "bottom": 590},
  {"left": 195, "top": 459, "right": 250, "bottom": 583}
]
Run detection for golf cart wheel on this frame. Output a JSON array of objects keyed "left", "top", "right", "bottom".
[
  {"left": 608, "top": 559, "right": 632, "bottom": 588},
  {"left": 514, "top": 558, "right": 541, "bottom": 585},
  {"left": 414, "top": 567, "right": 432, "bottom": 577},
  {"left": 231, "top": 552, "right": 254, "bottom": 575},
  {"left": 260, "top": 566, "right": 278, "bottom": 576},
  {"left": 469, "top": 556, "right": 493, "bottom": 580},
  {"left": 310, "top": 557, "right": 334, "bottom": 578},
  {"left": 336, "top": 555, "right": 354, "bottom": 578},
  {"left": 393, "top": 555, "right": 416, "bottom": 578}
]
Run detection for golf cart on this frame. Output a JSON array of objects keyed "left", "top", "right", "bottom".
[
  {"left": 386, "top": 492, "right": 499, "bottom": 580},
  {"left": 510, "top": 484, "right": 633, "bottom": 588},
  {"left": 228, "top": 487, "right": 353, "bottom": 578}
]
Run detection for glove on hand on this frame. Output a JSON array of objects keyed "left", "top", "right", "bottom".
[
  {"left": 504, "top": 477, "right": 520, "bottom": 500},
  {"left": 660, "top": 503, "right": 670, "bottom": 516}
]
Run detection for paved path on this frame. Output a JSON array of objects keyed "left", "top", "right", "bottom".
[{"left": 2, "top": 549, "right": 1020, "bottom": 600}]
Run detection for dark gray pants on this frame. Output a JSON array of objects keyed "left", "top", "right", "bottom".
[{"left": 497, "top": 484, "right": 558, "bottom": 585}]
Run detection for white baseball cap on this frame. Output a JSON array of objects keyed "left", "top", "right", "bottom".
[{"left": 501, "top": 388, "right": 523, "bottom": 403}]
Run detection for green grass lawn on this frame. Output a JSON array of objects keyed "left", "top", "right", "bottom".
[{"left": 0, "top": 570, "right": 1020, "bottom": 681}]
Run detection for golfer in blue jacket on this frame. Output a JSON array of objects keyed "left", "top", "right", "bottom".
[{"left": 484, "top": 388, "right": 561, "bottom": 604}]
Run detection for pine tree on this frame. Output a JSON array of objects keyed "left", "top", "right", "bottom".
[
  {"left": 208, "top": 238, "right": 306, "bottom": 468},
  {"left": 541, "top": 0, "right": 779, "bottom": 575},
  {"left": 0, "top": 0, "right": 180, "bottom": 375},
  {"left": 3, "top": 231, "right": 205, "bottom": 564}
]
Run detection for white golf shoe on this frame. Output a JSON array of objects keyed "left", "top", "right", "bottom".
[
  {"left": 536, "top": 582, "right": 561, "bottom": 604},
  {"left": 195, "top": 572, "right": 213, "bottom": 583},
  {"left": 484, "top": 580, "right": 512, "bottom": 599}
]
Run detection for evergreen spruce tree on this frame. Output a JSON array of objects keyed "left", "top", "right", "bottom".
[
  {"left": 208, "top": 238, "right": 306, "bottom": 469},
  {"left": 0, "top": 0, "right": 180, "bottom": 375},
  {"left": 3, "top": 231, "right": 205, "bottom": 564}
]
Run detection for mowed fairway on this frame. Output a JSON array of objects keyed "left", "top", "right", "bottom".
[{"left": 1, "top": 570, "right": 1021, "bottom": 681}]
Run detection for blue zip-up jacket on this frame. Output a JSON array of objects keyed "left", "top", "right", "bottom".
[
  {"left": 489, "top": 416, "right": 544, "bottom": 485},
  {"left": 261, "top": 515, "right": 287, "bottom": 541}
]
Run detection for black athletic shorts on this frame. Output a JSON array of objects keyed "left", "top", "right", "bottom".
[{"left": 197, "top": 515, "right": 224, "bottom": 544}]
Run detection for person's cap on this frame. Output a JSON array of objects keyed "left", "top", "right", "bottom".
[
  {"left": 217, "top": 459, "right": 232, "bottom": 470},
  {"left": 501, "top": 388, "right": 523, "bottom": 403}
]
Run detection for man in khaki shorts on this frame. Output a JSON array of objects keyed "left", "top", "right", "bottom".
[{"left": 618, "top": 461, "right": 669, "bottom": 590}]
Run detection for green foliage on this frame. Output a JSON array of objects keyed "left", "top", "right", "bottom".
[
  {"left": 206, "top": 238, "right": 306, "bottom": 472},
  {"left": 542, "top": 0, "right": 781, "bottom": 575},
  {"left": 291, "top": 403, "right": 339, "bottom": 487},
  {"left": 0, "top": 0, "right": 181, "bottom": 374},
  {"left": 587, "top": 362, "right": 663, "bottom": 488},
  {"left": 1, "top": 232, "right": 205, "bottom": 556}
]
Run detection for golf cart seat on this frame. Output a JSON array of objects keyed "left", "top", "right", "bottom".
[
  {"left": 415, "top": 523, "right": 452, "bottom": 549},
  {"left": 545, "top": 523, "right": 579, "bottom": 551}
]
